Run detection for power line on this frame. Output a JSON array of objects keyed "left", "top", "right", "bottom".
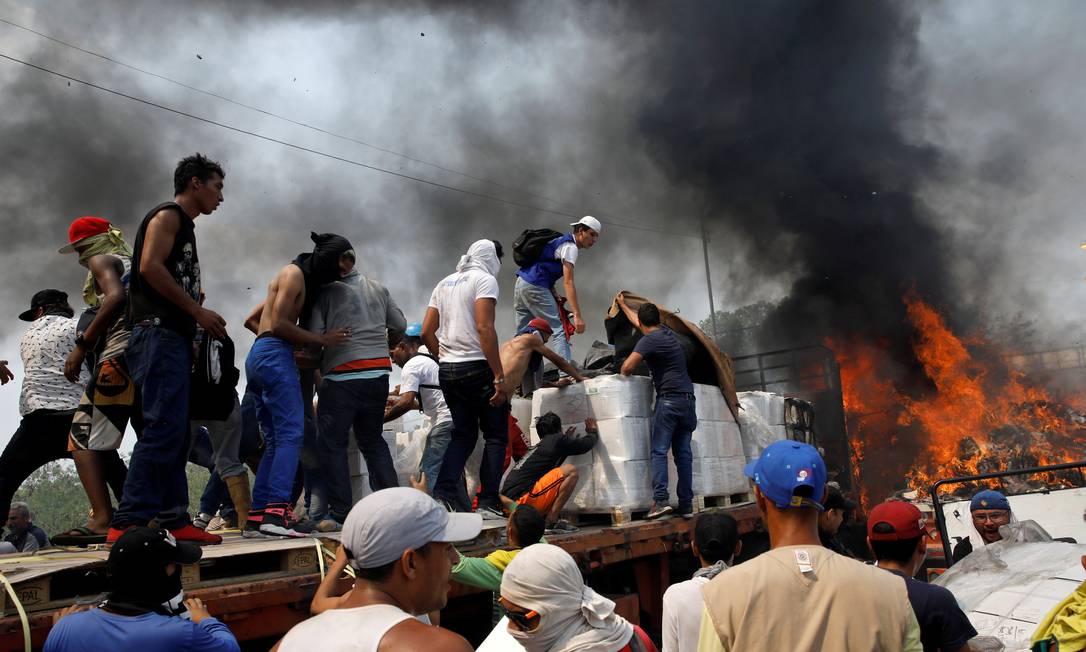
[
  {"left": 0, "top": 16, "right": 692, "bottom": 238},
  {"left": 0, "top": 50, "right": 697, "bottom": 238}
]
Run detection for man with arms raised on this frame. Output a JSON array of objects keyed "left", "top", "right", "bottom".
[
  {"left": 273, "top": 487, "right": 479, "bottom": 652},
  {"left": 696, "top": 441, "right": 922, "bottom": 651},
  {"left": 243, "top": 232, "right": 353, "bottom": 538},
  {"left": 109, "top": 153, "right": 227, "bottom": 545}
]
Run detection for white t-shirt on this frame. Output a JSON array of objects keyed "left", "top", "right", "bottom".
[
  {"left": 277, "top": 604, "right": 416, "bottom": 652},
  {"left": 428, "top": 269, "right": 499, "bottom": 363},
  {"left": 400, "top": 355, "right": 452, "bottom": 425},
  {"left": 555, "top": 241, "right": 578, "bottom": 267},
  {"left": 662, "top": 576, "right": 709, "bottom": 652},
  {"left": 18, "top": 315, "right": 88, "bottom": 416}
]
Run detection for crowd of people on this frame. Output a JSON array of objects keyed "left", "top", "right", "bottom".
[{"left": 0, "top": 152, "right": 1017, "bottom": 650}]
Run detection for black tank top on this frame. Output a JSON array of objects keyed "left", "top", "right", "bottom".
[{"left": 127, "top": 202, "right": 201, "bottom": 338}]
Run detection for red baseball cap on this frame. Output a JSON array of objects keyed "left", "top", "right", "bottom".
[
  {"left": 867, "top": 501, "right": 929, "bottom": 541},
  {"left": 59, "top": 216, "right": 111, "bottom": 253},
  {"left": 527, "top": 318, "right": 553, "bottom": 335}
]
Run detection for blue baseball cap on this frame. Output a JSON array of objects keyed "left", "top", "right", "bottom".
[
  {"left": 970, "top": 489, "right": 1010, "bottom": 512},
  {"left": 744, "top": 440, "right": 826, "bottom": 510},
  {"left": 405, "top": 322, "right": 423, "bottom": 337}
]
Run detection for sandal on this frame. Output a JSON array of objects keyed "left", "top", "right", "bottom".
[{"left": 52, "top": 526, "right": 107, "bottom": 546}]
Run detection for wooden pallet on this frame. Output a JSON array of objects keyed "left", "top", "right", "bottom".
[
  {"left": 566, "top": 508, "right": 651, "bottom": 528},
  {"left": 700, "top": 492, "right": 755, "bottom": 510}
]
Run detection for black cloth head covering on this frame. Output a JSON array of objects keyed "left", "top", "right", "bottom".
[{"left": 292, "top": 231, "right": 354, "bottom": 312}]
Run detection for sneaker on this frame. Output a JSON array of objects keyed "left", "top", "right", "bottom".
[
  {"left": 544, "top": 519, "right": 579, "bottom": 535},
  {"left": 169, "top": 523, "right": 223, "bottom": 545},
  {"left": 678, "top": 503, "right": 695, "bottom": 518},
  {"left": 316, "top": 518, "right": 343, "bottom": 533},
  {"left": 258, "top": 504, "right": 310, "bottom": 538},
  {"left": 242, "top": 509, "right": 267, "bottom": 539},
  {"left": 477, "top": 505, "right": 506, "bottom": 521},
  {"left": 106, "top": 525, "right": 136, "bottom": 545},
  {"left": 192, "top": 513, "right": 213, "bottom": 530},
  {"left": 646, "top": 502, "right": 674, "bottom": 520}
]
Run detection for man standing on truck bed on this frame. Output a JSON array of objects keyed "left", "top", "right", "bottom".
[
  {"left": 109, "top": 153, "right": 227, "bottom": 546},
  {"left": 512, "top": 216, "right": 600, "bottom": 362},
  {"left": 617, "top": 298, "right": 696, "bottom": 520},
  {"left": 243, "top": 232, "right": 354, "bottom": 538}
]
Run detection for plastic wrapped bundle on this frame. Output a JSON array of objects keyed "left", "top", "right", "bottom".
[
  {"left": 594, "top": 417, "right": 651, "bottom": 461},
  {"left": 511, "top": 397, "right": 533, "bottom": 433},
  {"left": 736, "top": 407, "right": 785, "bottom": 461},
  {"left": 691, "top": 420, "right": 744, "bottom": 459},
  {"left": 584, "top": 375, "right": 653, "bottom": 420},
  {"left": 694, "top": 383, "right": 728, "bottom": 422},
  {"left": 592, "top": 458, "right": 653, "bottom": 511},
  {"left": 564, "top": 463, "right": 597, "bottom": 511},
  {"left": 532, "top": 383, "right": 589, "bottom": 425},
  {"left": 737, "top": 391, "right": 786, "bottom": 426}
]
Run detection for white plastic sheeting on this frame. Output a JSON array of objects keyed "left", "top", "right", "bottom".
[
  {"left": 585, "top": 374, "right": 654, "bottom": 420},
  {"left": 530, "top": 376, "right": 746, "bottom": 512},
  {"left": 737, "top": 391, "right": 787, "bottom": 426},
  {"left": 735, "top": 404, "right": 785, "bottom": 461},
  {"left": 935, "top": 525, "right": 1086, "bottom": 651}
]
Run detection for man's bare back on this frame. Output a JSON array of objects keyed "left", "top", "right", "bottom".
[
  {"left": 252, "top": 264, "right": 348, "bottom": 349},
  {"left": 499, "top": 332, "right": 586, "bottom": 395},
  {"left": 257, "top": 265, "right": 307, "bottom": 336}
]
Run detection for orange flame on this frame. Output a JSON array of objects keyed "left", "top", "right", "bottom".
[{"left": 831, "top": 292, "right": 1086, "bottom": 505}]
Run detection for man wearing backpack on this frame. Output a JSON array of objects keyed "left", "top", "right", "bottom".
[{"left": 512, "top": 216, "right": 601, "bottom": 363}]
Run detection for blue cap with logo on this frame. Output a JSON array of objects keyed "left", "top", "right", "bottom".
[
  {"left": 405, "top": 322, "right": 423, "bottom": 337},
  {"left": 970, "top": 489, "right": 1010, "bottom": 512},
  {"left": 744, "top": 440, "right": 826, "bottom": 510}
]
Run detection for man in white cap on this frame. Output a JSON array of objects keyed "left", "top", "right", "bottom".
[
  {"left": 513, "top": 216, "right": 600, "bottom": 362},
  {"left": 272, "top": 487, "right": 481, "bottom": 652}
]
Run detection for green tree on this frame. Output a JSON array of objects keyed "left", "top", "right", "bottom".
[
  {"left": 13, "top": 460, "right": 212, "bottom": 537},
  {"left": 699, "top": 300, "right": 776, "bottom": 356}
]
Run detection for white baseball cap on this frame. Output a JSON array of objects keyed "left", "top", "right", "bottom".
[
  {"left": 570, "top": 215, "right": 602, "bottom": 234},
  {"left": 341, "top": 487, "right": 483, "bottom": 569}
]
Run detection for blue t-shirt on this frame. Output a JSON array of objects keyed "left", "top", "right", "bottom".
[
  {"left": 632, "top": 327, "right": 693, "bottom": 395},
  {"left": 44, "top": 608, "right": 240, "bottom": 652},
  {"left": 886, "top": 569, "right": 977, "bottom": 652}
]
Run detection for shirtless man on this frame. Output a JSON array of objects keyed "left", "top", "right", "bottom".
[
  {"left": 243, "top": 232, "right": 354, "bottom": 538},
  {"left": 499, "top": 318, "right": 587, "bottom": 398}
]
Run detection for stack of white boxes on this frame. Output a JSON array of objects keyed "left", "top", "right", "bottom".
[
  {"left": 736, "top": 391, "right": 789, "bottom": 461},
  {"left": 530, "top": 375, "right": 746, "bottom": 513}
]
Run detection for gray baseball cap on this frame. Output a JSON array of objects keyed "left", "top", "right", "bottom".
[{"left": 341, "top": 487, "right": 483, "bottom": 569}]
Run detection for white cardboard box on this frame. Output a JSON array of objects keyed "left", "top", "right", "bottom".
[
  {"left": 594, "top": 417, "right": 651, "bottom": 461},
  {"left": 584, "top": 375, "right": 654, "bottom": 420}
]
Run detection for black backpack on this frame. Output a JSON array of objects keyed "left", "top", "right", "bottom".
[{"left": 512, "top": 228, "right": 563, "bottom": 268}]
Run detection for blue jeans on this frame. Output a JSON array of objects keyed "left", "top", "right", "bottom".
[
  {"left": 513, "top": 277, "right": 572, "bottom": 362},
  {"left": 112, "top": 325, "right": 191, "bottom": 529},
  {"left": 245, "top": 336, "right": 304, "bottom": 510},
  {"left": 420, "top": 420, "right": 455, "bottom": 494},
  {"left": 196, "top": 401, "right": 263, "bottom": 517},
  {"left": 298, "top": 369, "right": 327, "bottom": 520},
  {"left": 316, "top": 375, "right": 394, "bottom": 522},
  {"left": 651, "top": 393, "right": 697, "bottom": 505},
  {"left": 436, "top": 360, "right": 509, "bottom": 511}
]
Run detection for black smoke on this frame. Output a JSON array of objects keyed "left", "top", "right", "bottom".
[{"left": 637, "top": 1, "right": 953, "bottom": 356}]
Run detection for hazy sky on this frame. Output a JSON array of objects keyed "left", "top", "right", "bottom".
[{"left": 2, "top": 1, "right": 1085, "bottom": 450}]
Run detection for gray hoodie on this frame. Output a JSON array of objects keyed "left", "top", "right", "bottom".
[{"left": 308, "top": 269, "right": 406, "bottom": 375}]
